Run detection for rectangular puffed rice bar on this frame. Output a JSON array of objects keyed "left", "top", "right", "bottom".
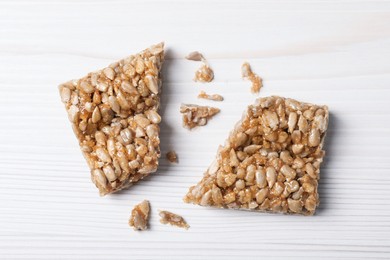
[
  {"left": 59, "top": 43, "right": 164, "bottom": 195},
  {"left": 184, "top": 96, "right": 329, "bottom": 215}
]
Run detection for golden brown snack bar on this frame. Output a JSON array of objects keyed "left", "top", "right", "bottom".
[
  {"left": 185, "top": 51, "right": 214, "bottom": 83},
  {"left": 184, "top": 96, "right": 329, "bottom": 215},
  {"left": 59, "top": 43, "right": 164, "bottom": 195}
]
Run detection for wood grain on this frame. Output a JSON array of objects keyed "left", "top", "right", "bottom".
[{"left": 1, "top": 0, "right": 390, "bottom": 259}]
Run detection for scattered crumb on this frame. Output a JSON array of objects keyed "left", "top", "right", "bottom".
[
  {"left": 159, "top": 210, "right": 190, "bottom": 229},
  {"left": 166, "top": 151, "right": 178, "bottom": 163},
  {"left": 198, "top": 90, "right": 224, "bottom": 101},
  {"left": 129, "top": 200, "right": 150, "bottom": 231},
  {"left": 241, "top": 62, "right": 263, "bottom": 94},
  {"left": 186, "top": 51, "right": 214, "bottom": 83},
  {"left": 180, "top": 104, "right": 220, "bottom": 129},
  {"left": 194, "top": 64, "right": 214, "bottom": 83},
  {"left": 185, "top": 51, "right": 205, "bottom": 62}
]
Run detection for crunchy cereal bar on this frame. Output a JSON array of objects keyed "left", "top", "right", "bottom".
[
  {"left": 59, "top": 43, "right": 164, "bottom": 196},
  {"left": 129, "top": 200, "right": 150, "bottom": 231},
  {"left": 180, "top": 104, "right": 220, "bottom": 129},
  {"left": 159, "top": 210, "right": 190, "bottom": 229},
  {"left": 184, "top": 96, "right": 329, "bottom": 215}
]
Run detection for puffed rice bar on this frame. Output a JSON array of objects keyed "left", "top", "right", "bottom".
[
  {"left": 59, "top": 43, "right": 164, "bottom": 196},
  {"left": 184, "top": 96, "right": 329, "bottom": 215}
]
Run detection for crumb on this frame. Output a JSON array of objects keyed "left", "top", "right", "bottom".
[
  {"left": 180, "top": 104, "right": 220, "bottom": 129},
  {"left": 194, "top": 64, "right": 214, "bottom": 83},
  {"left": 159, "top": 210, "right": 190, "bottom": 229},
  {"left": 166, "top": 151, "right": 178, "bottom": 163},
  {"left": 129, "top": 200, "right": 150, "bottom": 231},
  {"left": 198, "top": 90, "right": 224, "bottom": 101},
  {"left": 241, "top": 62, "right": 263, "bottom": 94},
  {"left": 186, "top": 51, "right": 214, "bottom": 83},
  {"left": 185, "top": 51, "right": 205, "bottom": 61}
]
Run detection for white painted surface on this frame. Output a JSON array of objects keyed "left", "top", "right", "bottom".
[{"left": 1, "top": 0, "right": 390, "bottom": 259}]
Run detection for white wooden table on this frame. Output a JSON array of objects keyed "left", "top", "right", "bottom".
[{"left": 1, "top": 0, "right": 390, "bottom": 259}]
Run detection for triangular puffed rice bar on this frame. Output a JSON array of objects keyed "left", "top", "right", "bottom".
[
  {"left": 59, "top": 43, "right": 164, "bottom": 195},
  {"left": 184, "top": 96, "right": 329, "bottom": 215}
]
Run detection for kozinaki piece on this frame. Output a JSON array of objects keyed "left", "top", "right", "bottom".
[
  {"left": 184, "top": 96, "right": 329, "bottom": 215},
  {"left": 59, "top": 43, "right": 164, "bottom": 195}
]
